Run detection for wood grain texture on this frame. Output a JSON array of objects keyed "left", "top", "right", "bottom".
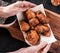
[
  {"left": 7, "top": 20, "right": 25, "bottom": 41},
  {"left": 45, "top": 9, "right": 60, "bottom": 40},
  {"left": 45, "top": 9, "right": 60, "bottom": 53},
  {"left": 0, "top": 19, "right": 24, "bottom": 41}
]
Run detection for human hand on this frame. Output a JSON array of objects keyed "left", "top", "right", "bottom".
[
  {"left": 2, "top": 1, "right": 36, "bottom": 18},
  {"left": 8, "top": 41, "right": 51, "bottom": 53}
]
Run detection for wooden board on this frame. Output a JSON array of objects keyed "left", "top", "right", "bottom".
[
  {"left": 45, "top": 9, "right": 60, "bottom": 40},
  {"left": 45, "top": 9, "right": 60, "bottom": 53}
]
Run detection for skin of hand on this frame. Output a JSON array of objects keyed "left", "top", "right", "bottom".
[
  {"left": 1, "top": 1, "right": 36, "bottom": 18},
  {"left": 8, "top": 41, "right": 51, "bottom": 53}
]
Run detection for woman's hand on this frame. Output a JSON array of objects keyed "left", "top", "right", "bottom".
[
  {"left": 8, "top": 41, "right": 51, "bottom": 53},
  {"left": 2, "top": 1, "right": 36, "bottom": 18}
]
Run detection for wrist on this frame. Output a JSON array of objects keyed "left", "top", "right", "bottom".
[{"left": 0, "top": 6, "right": 10, "bottom": 18}]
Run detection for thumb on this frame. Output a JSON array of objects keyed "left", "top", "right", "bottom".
[
  {"left": 35, "top": 41, "right": 47, "bottom": 51},
  {"left": 42, "top": 44, "right": 51, "bottom": 53}
]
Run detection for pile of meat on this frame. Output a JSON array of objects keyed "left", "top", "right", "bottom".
[
  {"left": 21, "top": 9, "right": 50, "bottom": 45},
  {"left": 51, "top": 0, "right": 60, "bottom": 6}
]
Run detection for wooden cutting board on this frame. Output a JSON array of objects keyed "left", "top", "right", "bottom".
[
  {"left": 45, "top": 9, "right": 60, "bottom": 40},
  {"left": 45, "top": 9, "right": 60, "bottom": 53}
]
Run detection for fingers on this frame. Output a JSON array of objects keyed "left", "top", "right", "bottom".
[
  {"left": 19, "top": 7, "right": 30, "bottom": 11},
  {"left": 19, "top": 1, "right": 37, "bottom": 11},
  {"left": 23, "top": 1, "right": 37, "bottom": 7},
  {"left": 42, "top": 44, "right": 51, "bottom": 53},
  {"left": 13, "top": 1, "right": 36, "bottom": 11},
  {"left": 6, "top": 8, "right": 20, "bottom": 17},
  {"left": 17, "top": 48, "right": 26, "bottom": 52},
  {"left": 14, "top": 1, "right": 24, "bottom": 8},
  {"left": 15, "top": 1, "right": 36, "bottom": 8},
  {"left": 36, "top": 41, "right": 47, "bottom": 51},
  {"left": 10, "top": 1, "right": 36, "bottom": 8}
]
